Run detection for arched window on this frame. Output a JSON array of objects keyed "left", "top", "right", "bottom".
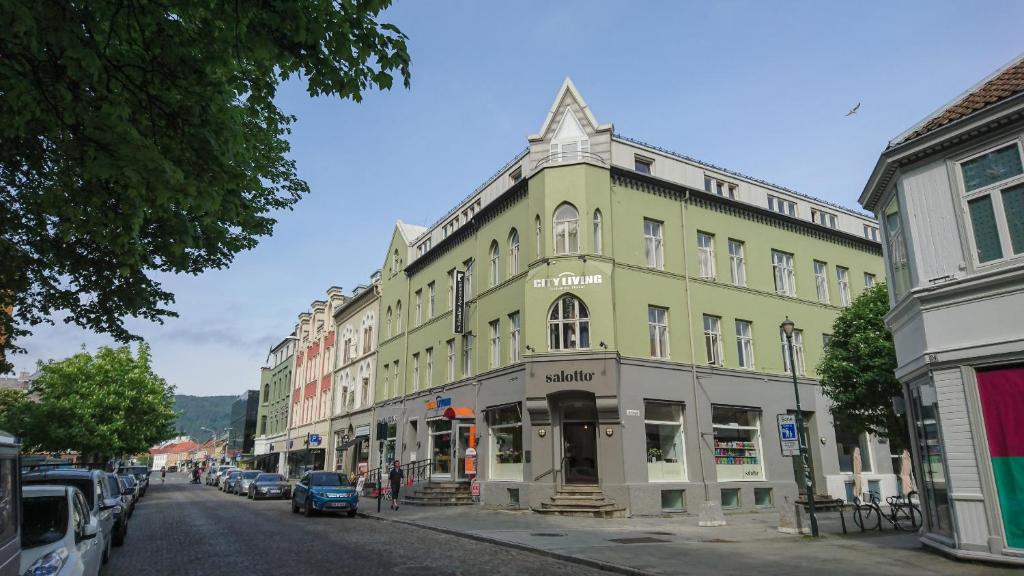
[
  {"left": 263, "top": 384, "right": 270, "bottom": 403},
  {"left": 535, "top": 215, "right": 542, "bottom": 258},
  {"left": 395, "top": 301, "right": 403, "bottom": 332},
  {"left": 386, "top": 307, "right": 393, "bottom": 338},
  {"left": 391, "top": 249, "right": 400, "bottom": 274},
  {"left": 593, "top": 210, "right": 603, "bottom": 255},
  {"left": 548, "top": 294, "right": 590, "bottom": 351},
  {"left": 508, "top": 228, "right": 520, "bottom": 275},
  {"left": 489, "top": 240, "right": 500, "bottom": 287},
  {"left": 553, "top": 203, "right": 579, "bottom": 255}
]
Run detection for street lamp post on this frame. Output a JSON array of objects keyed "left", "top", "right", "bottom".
[{"left": 781, "top": 318, "right": 819, "bottom": 537}]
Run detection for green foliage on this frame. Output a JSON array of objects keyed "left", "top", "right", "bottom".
[
  {"left": 6, "top": 344, "right": 177, "bottom": 459},
  {"left": 0, "top": 1, "right": 411, "bottom": 371},
  {"left": 173, "top": 394, "right": 234, "bottom": 440},
  {"left": 818, "top": 283, "right": 907, "bottom": 452},
  {"left": 0, "top": 389, "right": 31, "bottom": 436}
]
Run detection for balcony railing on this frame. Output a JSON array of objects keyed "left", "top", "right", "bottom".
[{"left": 534, "top": 150, "right": 607, "bottom": 170}]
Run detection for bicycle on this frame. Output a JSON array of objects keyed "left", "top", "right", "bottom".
[{"left": 853, "top": 490, "right": 920, "bottom": 532}]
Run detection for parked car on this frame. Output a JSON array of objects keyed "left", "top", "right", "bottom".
[
  {"left": 167, "top": 465, "right": 178, "bottom": 473},
  {"left": 116, "top": 475, "right": 137, "bottom": 517},
  {"left": 291, "top": 471, "right": 359, "bottom": 517},
  {"left": 120, "top": 475, "right": 140, "bottom": 513},
  {"left": 22, "top": 469, "right": 116, "bottom": 565},
  {"left": 214, "top": 466, "right": 237, "bottom": 488},
  {"left": 249, "top": 473, "right": 290, "bottom": 500},
  {"left": 221, "top": 471, "right": 242, "bottom": 493},
  {"left": 103, "top": 473, "right": 129, "bottom": 546},
  {"left": 234, "top": 471, "right": 260, "bottom": 496},
  {"left": 21, "top": 485, "right": 103, "bottom": 576},
  {"left": 0, "top": 431, "right": 20, "bottom": 576},
  {"left": 206, "top": 465, "right": 232, "bottom": 486},
  {"left": 116, "top": 465, "right": 150, "bottom": 497}
]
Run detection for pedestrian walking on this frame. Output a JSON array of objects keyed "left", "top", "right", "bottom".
[
  {"left": 388, "top": 460, "right": 404, "bottom": 511},
  {"left": 161, "top": 466, "right": 167, "bottom": 484}
]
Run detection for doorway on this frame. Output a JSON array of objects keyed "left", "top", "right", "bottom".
[
  {"left": 456, "top": 423, "right": 473, "bottom": 480},
  {"left": 563, "top": 422, "right": 598, "bottom": 483}
]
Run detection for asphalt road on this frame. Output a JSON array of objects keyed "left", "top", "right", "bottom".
[{"left": 107, "top": 475, "right": 613, "bottom": 576}]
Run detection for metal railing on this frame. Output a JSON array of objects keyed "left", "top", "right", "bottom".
[
  {"left": 534, "top": 151, "right": 607, "bottom": 170},
  {"left": 363, "top": 458, "right": 433, "bottom": 496}
]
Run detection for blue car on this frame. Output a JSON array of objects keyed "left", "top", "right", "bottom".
[{"left": 291, "top": 471, "right": 358, "bottom": 517}]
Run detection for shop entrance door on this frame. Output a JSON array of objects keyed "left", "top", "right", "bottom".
[
  {"left": 563, "top": 422, "right": 598, "bottom": 484},
  {"left": 455, "top": 423, "right": 473, "bottom": 480}
]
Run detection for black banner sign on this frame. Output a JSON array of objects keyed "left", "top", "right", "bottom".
[{"left": 453, "top": 270, "right": 466, "bottom": 333}]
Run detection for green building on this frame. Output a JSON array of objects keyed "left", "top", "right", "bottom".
[
  {"left": 373, "top": 80, "right": 889, "bottom": 515},
  {"left": 254, "top": 335, "right": 296, "bottom": 473}
]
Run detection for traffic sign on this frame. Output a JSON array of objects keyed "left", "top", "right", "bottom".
[
  {"left": 309, "top": 434, "right": 322, "bottom": 446},
  {"left": 777, "top": 414, "right": 800, "bottom": 457}
]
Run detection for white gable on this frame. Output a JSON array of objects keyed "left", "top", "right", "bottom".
[{"left": 553, "top": 108, "right": 586, "bottom": 141}]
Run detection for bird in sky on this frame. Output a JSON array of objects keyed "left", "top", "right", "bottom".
[{"left": 845, "top": 102, "right": 861, "bottom": 116}]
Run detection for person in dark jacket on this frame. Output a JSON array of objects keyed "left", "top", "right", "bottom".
[{"left": 388, "top": 460, "right": 404, "bottom": 511}]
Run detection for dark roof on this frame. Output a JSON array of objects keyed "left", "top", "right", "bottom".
[
  {"left": 895, "top": 54, "right": 1024, "bottom": 145},
  {"left": 22, "top": 468, "right": 97, "bottom": 480}
]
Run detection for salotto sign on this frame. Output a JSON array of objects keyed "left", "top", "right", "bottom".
[{"left": 532, "top": 272, "right": 603, "bottom": 290}]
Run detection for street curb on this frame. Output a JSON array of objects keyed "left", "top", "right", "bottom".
[{"left": 356, "top": 511, "right": 657, "bottom": 576}]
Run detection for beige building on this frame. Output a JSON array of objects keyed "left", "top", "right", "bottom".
[
  {"left": 327, "top": 273, "right": 381, "bottom": 476},
  {"left": 285, "top": 288, "right": 347, "bottom": 477}
]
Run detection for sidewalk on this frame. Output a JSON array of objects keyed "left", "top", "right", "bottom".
[{"left": 358, "top": 504, "right": 1015, "bottom": 576}]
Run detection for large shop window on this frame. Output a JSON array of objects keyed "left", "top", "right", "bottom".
[
  {"left": 430, "top": 419, "right": 453, "bottom": 476},
  {"left": 548, "top": 295, "right": 590, "bottom": 351},
  {"left": 712, "top": 406, "right": 764, "bottom": 482},
  {"left": 910, "top": 383, "right": 953, "bottom": 539},
  {"left": 488, "top": 404, "right": 523, "bottom": 481},
  {"left": 645, "top": 401, "right": 686, "bottom": 482},
  {"left": 835, "top": 425, "right": 873, "bottom": 474}
]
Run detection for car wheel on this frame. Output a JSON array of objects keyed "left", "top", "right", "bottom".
[
  {"left": 347, "top": 510, "right": 356, "bottom": 518},
  {"left": 291, "top": 498, "right": 299, "bottom": 514},
  {"left": 303, "top": 497, "right": 314, "bottom": 517},
  {"left": 102, "top": 535, "right": 111, "bottom": 564},
  {"left": 113, "top": 523, "right": 126, "bottom": 546}
]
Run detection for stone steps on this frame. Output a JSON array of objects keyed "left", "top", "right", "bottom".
[
  {"left": 400, "top": 481, "right": 473, "bottom": 507},
  {"left": 532, "top": 484, "right": 625, "bottom": 518}
]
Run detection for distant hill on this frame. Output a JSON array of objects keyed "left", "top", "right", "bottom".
[{"left": 173, "top": 395, "right": 235, "bottom": 441}]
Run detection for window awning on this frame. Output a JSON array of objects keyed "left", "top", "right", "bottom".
[
  {"left": 336, "top": 439, "right": 359, "bottom": 451},
  {"left": 443, "top": 406, "right": 475, "bottom": 420}
]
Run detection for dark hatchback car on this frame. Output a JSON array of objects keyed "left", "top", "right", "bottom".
[
  {"left": 221, "top": 471, "right": 242, "bottom": 493},
  {"left": 291, "top": 471, "right": 358, "bottom": 517},
  {"left": 103, "top": 473, "right": 130, "bottom": 546},
  {"left": 116, "top": 465, "right": 150, "bottom": 497},
  {"left": 248, "top": 473, "right": 290, "bottom": 500}
]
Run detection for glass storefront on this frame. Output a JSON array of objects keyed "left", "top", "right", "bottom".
[
  {"left": 430, "top": 420, "right": 453, "bottom": 476},
  {"left": 488, "top": 404, "right": 523, "bottom": 481},
  {"left": 911, "top": 383, "right": 953, "bottom": 538},
  {"left": 645, "top": 401, "right": 686, "bottom": 482},
  {"left": 712, "top": 406, "right": 764, "bottom": 482}
]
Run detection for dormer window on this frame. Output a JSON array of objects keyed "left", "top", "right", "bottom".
[
  {"left": 634, "top": 155, "right": 653, "bottom": 175},
  {"left": 510, "top": 167, "right": 523, "bottom": 183},
  {"left": 549, "top": 109, "right": 590, "bottom": 163},
  {"left": 703, "top": 174, "right": 737, "bottom": 199},
  {"left": 811, "top": 208, "right": 838, "bottom": 229},
  {"left": 767, "top": 195, "right": 797, "bottom": 217}
]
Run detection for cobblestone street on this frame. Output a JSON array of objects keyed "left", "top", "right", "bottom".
[{"left": 107, "top": 476, "right": 612, "bottom": 576}]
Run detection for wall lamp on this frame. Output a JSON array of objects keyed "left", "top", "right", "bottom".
[
  {"left": 599, "top": 341, "right": 607, "bottom": 349},
  {"left": 525, "top": 345, "right": 536, "bottom": 353}
]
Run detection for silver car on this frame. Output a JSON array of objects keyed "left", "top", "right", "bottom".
[
  {"left": 234, "top": 471, "right": 260, "bottom": 496},
  {"left": 21, "top": 485, "right": 103, "bottom": 576}
]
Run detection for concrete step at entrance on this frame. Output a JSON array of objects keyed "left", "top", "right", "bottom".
[
  {"left": 533, "top": 485, "right": 625, "bottom": 518},
  {"left": 402, "top": 481, "right": 473, "bottom": 507}
]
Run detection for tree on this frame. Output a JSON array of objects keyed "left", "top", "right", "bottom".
[
  {"left": 818, "top": 283, "right": 907, "bottom": 452},
  {"left": 0, "top": 1, "right": 411, "bottom": 372},
  {"left": 9, "top": 343, "right": 177, "bottom": 461}
]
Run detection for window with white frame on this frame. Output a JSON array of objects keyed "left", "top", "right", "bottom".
[
  {"left": 386, "top": 307, "right": 392, "bottom": 338},
  {"left": 535, "top": 215, "right": 542, "bottom": 258},
  {"left": 635, "top": 155, "right": 653, "bottom": 174},
  {"left": 509, "top": 312, "right": 521, "bottom": 363},
  {"left": 489, "top": 241, "right": 500, "bottom": 287},
  {"left": 697, "top": 232, "right": 715, "bottom": 279},
  {"left": 767, "top": 195, "right": 797, "bottom": 217},
  {"left": 772, "top": 250, "right": 796, "bottom": 296},
  {"left": 412, "top": 353, "right": 420, "bottom": 391},
  {"left": 735, "top": 320, "right": 754, "bottom": 369},
  {"left": 811, "top": 208, "right": 838, "bottom": 229},
  {"left": 712, "top": 406, "right": 764, "bottom": 481},
  {"left": 395, "top": 301, "right": 403, "bottom": 332},
  {"left": 489, "top": 319, "right": 501, "bottom": 368},
  {"left": 813, "top": 260, "right": 829, "bottom": 303},
  {"left": 645, "top": 401, "right": 686, "bottom": 481},
  {"left": 488, "top": 404, "right": 523, "bottom": 481},
  {"left": 704, "top": 175, "right": 736, "bottom": 199},
  {"left": 958, "top": 142, "right": 1024, "bottom": 264},
  {"left": 648, "top": 306, "right": 669, "bottom": 359},
  {"left": 509, "top": 229, "right": 520, "bottom": 276},
  {"left": 884, "top": 196, "right": 911, "bottom": 297},
  {"left": 703, "top": 315, "right": 723, "bottom": 366},
  {"left": 553, "top": 203, "right": 580, "bottom": 255},
  {"left": 837, "top": 266, "right": 851, "bottom": 306},
  {"left": 428, "top": 282, "right": 436, "bottom": 319},
  {"left": 393, "top": 361, "right": 400, "bottom": 396},
  {"left": 644, "top": 218, "right": 664, "bottom": 269},
  {"left": 548, "top": 295, "right": 590, "bottom": 351},
  {"left": 462, "top": 333, "right": 474, "bottom": 377},
  {"left": 463, "top": 259, "right": 474, "bottom": 300},
  {"left": 780, "top": 328, "right": 805, "bottom": 376},
  {"left": 425, "top": 348, "right": 433, "bottom": 388},
  {"left": 415, "top": 290, "right": 422, "bottom": 326},
  {"left": 593, "top": 210, "right": 603, "bottom": 255},
  {"left": 382, "top": 363, "right": 389, "bottom": 398},
  {"left": 446, "top": 339, "right": 455, "bottom": 383},
  {"left": 510, "top": 166, "right": 522, "bottom": 183},
  {"left": 728, "top": 239, "right": 746, "bottom": 287},
  {"left": 391, "top": 249, "right": 400, "bottom": 274},
  {"left": 863, "top": 224, "right": 880, "bottom": 242},
  {"left": 863, "top": 272, "right": 876, "bottom": 289}
]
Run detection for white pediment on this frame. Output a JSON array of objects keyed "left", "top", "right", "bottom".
[
  {"left": 529, "top": 77, "right": 612, "bottom": 142},
  {"left": 552, "top": 109, "right": 586, "bottom": 142}
]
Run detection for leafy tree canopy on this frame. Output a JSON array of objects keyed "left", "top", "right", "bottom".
[
  {"left": 3, "top": 343, "right": 177, "bottom": 461},
  {"left": 818, "top": 283, "right": 907, "bottom": 452},
  {"left": 0, "top": 1, "right": 411, "bottom": 372}
]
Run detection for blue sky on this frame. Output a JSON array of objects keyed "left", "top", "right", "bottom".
[{"left": 12, "top": 1, "right": 1023, "bottom": 395}]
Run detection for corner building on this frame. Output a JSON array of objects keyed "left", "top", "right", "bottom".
[{"left": 373, "top": 80, "right": 888, "bottom": 515}]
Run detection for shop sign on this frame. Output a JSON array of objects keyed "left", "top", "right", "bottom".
[
  {"left": 544, "top": 369, "right": 595, "bottom": 383},
  {"left": 453, "top": 270, "right": 466, "bottom": 334},
  {"left": 471, "top": 479, "right": 480, "bottom": 497},
  {"left": 777, "top": 415, "right": 800, "bottom": 457},
  {"left": 354, "top": 425, "right": 370, "bottom": 438},
  {"left": 532, "top": 272, "right": 603, "bottom": 290},
  {"left": 625, "top": 409, "right": 640, "bottom": 417},
  {"left": 465, "top": 447, "right": 477, "bottom": 476},
  {"left": 425, "top": 397, "right": 452, "bottom": 410}
]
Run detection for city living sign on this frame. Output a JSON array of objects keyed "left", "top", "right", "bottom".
[
  {"left": 532, "top": 272, "right": 603, "bottom": 290},
  {"left": 777, "top": 414, "right": 800, "bottom": 457},
  {"left": 453, "top": 270, "right": 466, "bottom": 334}
]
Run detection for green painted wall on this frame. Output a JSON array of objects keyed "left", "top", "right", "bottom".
[
  {"left": 375, "top": 163, "right": 884, "bottom": 403},
  {"left": 256, "top": 354, "right": 293, "bottom": 438}
]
